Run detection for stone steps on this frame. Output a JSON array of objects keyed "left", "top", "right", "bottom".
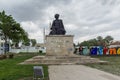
[{"left": 20, "top": 55, "right": 107, "bottom": 65}]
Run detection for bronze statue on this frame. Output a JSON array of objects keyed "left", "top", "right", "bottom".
[{"left": 49, "top": 14, "right": 66, "bottom": 35}]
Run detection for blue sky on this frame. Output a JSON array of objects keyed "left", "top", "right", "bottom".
[{"left": 0, "top": 0, "right": 120, "bottom": 43}]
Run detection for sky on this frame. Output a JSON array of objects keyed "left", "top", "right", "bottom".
[{"left": 0, "top": 0, "right": 120, "bottom": 43}]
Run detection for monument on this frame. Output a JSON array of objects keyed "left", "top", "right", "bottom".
[
  {"left": 49, "top": 14, "right": 66, "bottom": 35},
  {"left": 21, "top": 14, "right": 106, "bottom": 65},
  {"left": 46, "top": 14, "right": 74, "bottom": 56}
]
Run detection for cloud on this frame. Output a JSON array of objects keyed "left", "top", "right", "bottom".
[
  {"left": 76, "top": 29, "right": 120, "bottom": 43},
  {"left": 21, "top": 21, "right": 44, "bottom": 43},
  {"left": 21, "top": 21, "right": 40, "bottom": 33},
  {"left": 0, "top": 0, "right": 72, "bottom": 21},
  {"left": 0, "top": 0, "right": 120, "bottom": 43}
]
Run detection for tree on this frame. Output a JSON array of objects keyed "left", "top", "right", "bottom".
[
  {"left": 22, "top": 39, "right": 30, "bottom": 46},
  {"left": 80, "top": 41, "right": 89, "bottom": 46},
  {"left": 88, "top": 39, "right": 98, "bottom": 46},
  {"left": 104, "top": 35, "right": 113, "bottom": 46},
  {"left": 0, "top": 11, "right": 29, "bottom": 52},
  {"left": 30, "top": 39, "right": 37, "bottom": 46},
  {"left": 96, "top": 36, "right": 103, "bottom": 46},
  {"left": 97, "top": 36, "right": 103, "bottom": 41},
  {"left": 80, "top": 35, "right": 114, "bottom": 47}
]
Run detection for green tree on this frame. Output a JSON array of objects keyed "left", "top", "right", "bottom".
[
  {"left": 80, "top": 41, "right": 89, "bottom": 46},
  {"left": 30, "top": 39, "right": 37, "bottom": 46},
  {"left": 97, "top": 36, "right": 103, "bottom": 46},
  {"left": 0, "top": 11, "right": 29, "bottom": 52},
  {"left": 104, "top": 35, "right": 113, "bottom": 46},
  {"left": 88, "top": 39, "right": 98, "bottom": 46},
  {"left": 97, "top": 36, "right": 103, "bottom": 41},
  {"left": 23, "top": 39, "right": 30, "bottom": 46},
  {"left": 80, "top": 35, "right": 114, "bottom": 47}
]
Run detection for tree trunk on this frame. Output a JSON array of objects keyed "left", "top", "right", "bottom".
[{"left": 4, "top": 36, "right": 7, "bottom": 54}]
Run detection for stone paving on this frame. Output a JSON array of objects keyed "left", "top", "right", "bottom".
[
  {"left": 20, "top": 55, "right": 120, "bottom": 80},
  {"left": 49, "top": 65, "right": 120, "bottom": 80}
]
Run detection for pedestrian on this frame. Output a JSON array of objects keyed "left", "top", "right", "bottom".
[{"left": 79, "top": 46, "right": 83, "bottom": 55}]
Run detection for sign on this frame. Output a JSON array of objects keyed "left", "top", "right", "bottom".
[{"left": 90, "top": 47, "right": 120, "bottom": 55}]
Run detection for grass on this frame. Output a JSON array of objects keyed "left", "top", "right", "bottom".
[
  {"left": 0, "top": 53, "right": 48, "bottom": 80},
  {"left": 2, "top": 52, "right": 120, "bottom": 79},
  {"left": 85, "top": 56, "right": 120, "bottom": 76}
]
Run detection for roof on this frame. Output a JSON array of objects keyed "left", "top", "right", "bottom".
[{"left": 110, "top": 41, "right": 120, "bottom": 45}]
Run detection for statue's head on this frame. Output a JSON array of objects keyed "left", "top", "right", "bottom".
[{"left": 55, "top": 14, "right": 59, "bottom": 19}]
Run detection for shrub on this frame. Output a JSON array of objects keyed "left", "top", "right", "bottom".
[
  {"left": 39, "top": 50, "right": 42, "bottom": 53},
  {"left": 2, "top": 54, "right": 7, "bottom": 59},
  {"left": 8, "top": 54, "right": 14, "bottom": 59},
  {"left": 0, "top": 55, "right": 3, "bottom": 60},
  {"left": 0, "top": 54, "right": 7, "bottom": 60}
]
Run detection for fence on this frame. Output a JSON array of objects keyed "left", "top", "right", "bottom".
[{"left": 9, "top": 47, "right": 46, "bottom": 53}]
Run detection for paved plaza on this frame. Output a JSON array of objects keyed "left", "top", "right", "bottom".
[{"left": 49, "top": 65, "right": 120, "bottom": 80}]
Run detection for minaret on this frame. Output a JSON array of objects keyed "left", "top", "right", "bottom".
[{"left": 43, "top": 27, "right": 45, "bottom": 43}]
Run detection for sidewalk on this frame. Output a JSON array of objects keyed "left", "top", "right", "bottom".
[{"left": 49, "top": 65, "right": 120, "bottom": 80}]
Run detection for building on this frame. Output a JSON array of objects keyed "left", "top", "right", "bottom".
[
  {"left": 0, "top": 30, "right": 5, "bottom": 54},
  {"left": 109, "top": 41, "right": 120, "bottom": 48}
]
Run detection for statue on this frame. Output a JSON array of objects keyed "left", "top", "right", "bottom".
[{"left": 49, "top": 14, "right": 66, "bottom": 35}]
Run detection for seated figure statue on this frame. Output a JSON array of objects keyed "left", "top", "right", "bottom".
[{"left": 49, "top": 14, "right": 66, "bottom": 35}]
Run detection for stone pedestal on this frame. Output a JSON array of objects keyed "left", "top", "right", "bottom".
[{"left": 45, "top": 35, "right": 74, "bottom": 56}]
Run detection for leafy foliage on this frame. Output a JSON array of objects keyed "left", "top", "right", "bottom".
[
  {"left": 0, "top": 10, "right": 29, "bottom": 48},
  {"left": 30, "top": 39, "right": 37, "bottom": 46},
  {"left": 80, "top": 35, "right": 114, "bottom": 46}
]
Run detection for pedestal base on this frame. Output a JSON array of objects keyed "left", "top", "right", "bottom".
[{"left": 45, "top": 35, "right": 74, "bottom": 56}]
